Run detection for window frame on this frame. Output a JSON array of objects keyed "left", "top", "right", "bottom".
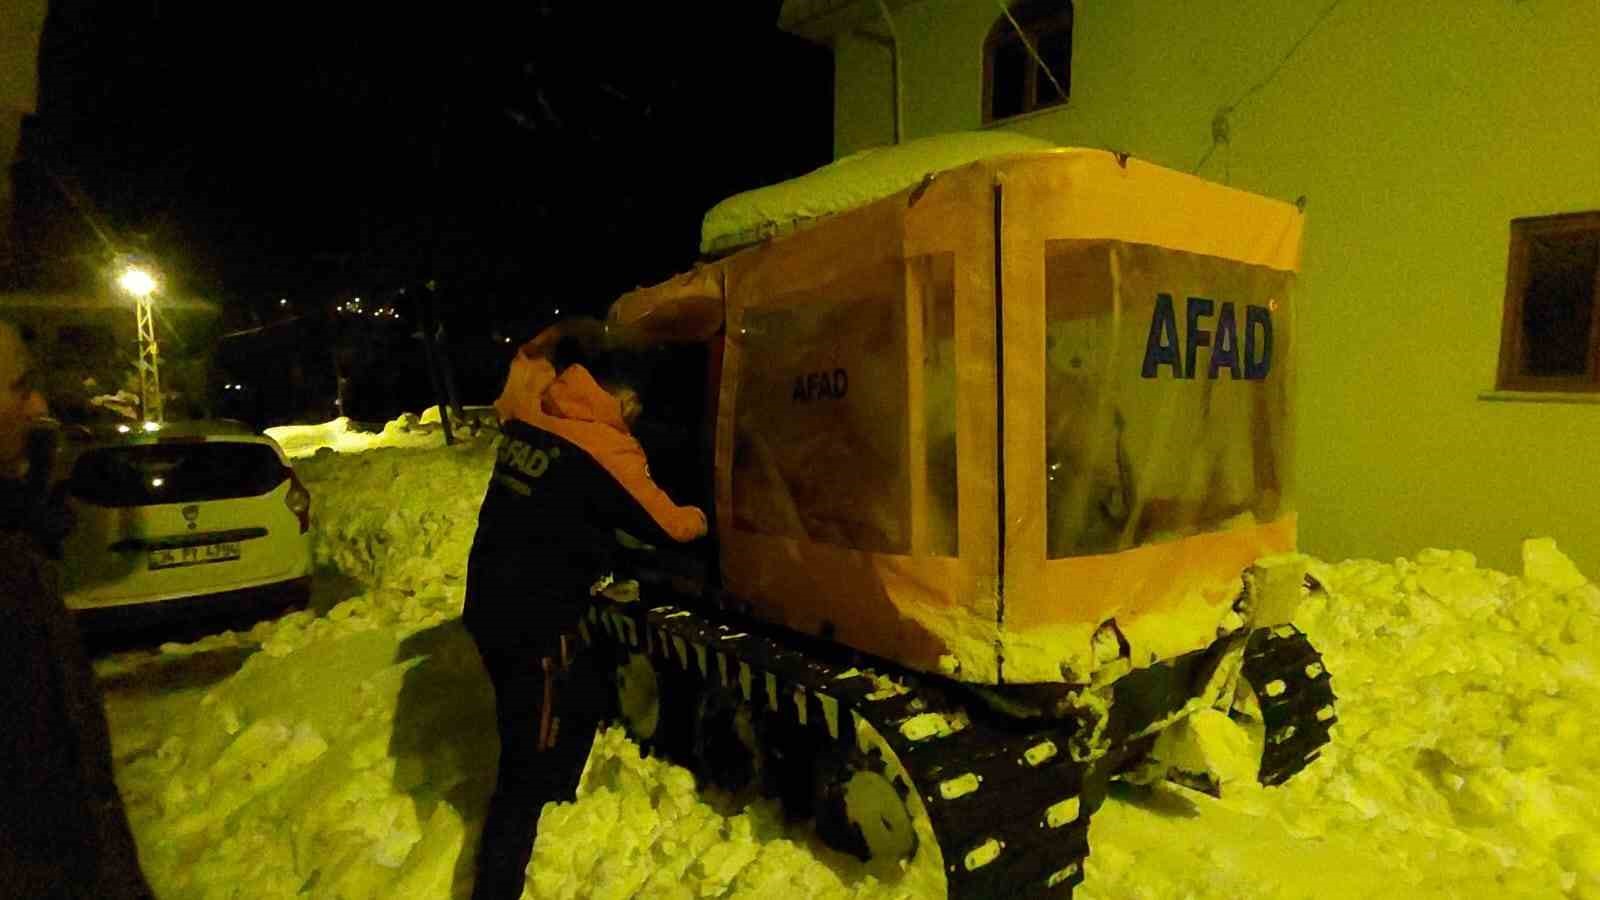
[
  {"left": 982, "top": 0, "right": 1074, "bottom": 125},
  {"left": 1495, "top": 211, "right": 1600, "bottom": 393}
]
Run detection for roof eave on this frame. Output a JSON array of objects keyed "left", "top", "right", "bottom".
[{"left": 778, "top": 0, "right": 908, "bottom": 44}]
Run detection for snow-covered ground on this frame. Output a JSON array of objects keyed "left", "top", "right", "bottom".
[{"left": 97, "top": 415, "right": 1600, "bottom": 899}]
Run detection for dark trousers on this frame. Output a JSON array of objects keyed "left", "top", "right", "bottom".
[{"left": 465, "top": 615, "right": 609, "bottom": 900}]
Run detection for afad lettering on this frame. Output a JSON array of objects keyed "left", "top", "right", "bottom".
[
  {"left": 1141, "top": 294, "right": 1272, "bottom": 381},
  {"left": 497, "top": 437, "right": 559, "bottom": 479},
  {"left": 793, "top": 369, "right": 849, "bottom": 403}
]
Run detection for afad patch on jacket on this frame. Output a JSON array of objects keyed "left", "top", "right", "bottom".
[{"left": 492, "top": 436, "right": 562, "bottom": 496}]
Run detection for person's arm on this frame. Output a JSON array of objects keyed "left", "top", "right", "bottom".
[{"left": 588, "top": 440, "right": 707, "bottom": 547}]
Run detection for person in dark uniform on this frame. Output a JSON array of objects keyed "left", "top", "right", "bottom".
[
  {"left": 0, "top": 320, "right": 154, "bottom": 899},
  {"left": 463, "top": 323, "right": 707, "bottom": 900}
]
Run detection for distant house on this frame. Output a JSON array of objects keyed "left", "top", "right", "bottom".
[
  {"left": 781, "top": 0, "right": 1600, "bottom": 574},
  {"left": 0, "top": 289, "right": 222, "bottom": 422}
]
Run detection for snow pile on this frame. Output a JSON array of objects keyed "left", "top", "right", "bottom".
[
  {"left": 90, "top": 389, "right": 142, "bottom": 420},
  {"left": 104, "top": 422, "right": 1600, "bottom": 899},
  {"left": 1073, "top": 538, "right": 1600, "bottom": 899},
  {"left": 113, "top": 622, "right": 916, "bottom": 900},
  {"left": 266, "top": 415, "right": 456, "bottom": 459},
  {"left": 291, "top": 433, "right": 495, "bottom": 594},
  {"left": 1250, "top": 540, "right": 1600, "bottom": 897},
  {"left": 700, "top": 131, "right": 1056, "bottom": 255},
  {"left": 533, "top": 730, "right": 927, "bottom": 900},
  {"left": 113, "top": 625, "right": 483, "bottom": 899}
]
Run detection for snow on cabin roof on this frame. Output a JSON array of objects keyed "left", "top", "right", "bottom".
[{"left": 699, "top": 130, "right": 1057, "bottom": 256}]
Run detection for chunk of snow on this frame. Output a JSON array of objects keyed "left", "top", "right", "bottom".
[{"left": 1522, "top": 537, "right": 1591, "bottom": 593}]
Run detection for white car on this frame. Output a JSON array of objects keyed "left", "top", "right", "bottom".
[{"left": 60, "top": 420, "right": 313, "bottom": 635}]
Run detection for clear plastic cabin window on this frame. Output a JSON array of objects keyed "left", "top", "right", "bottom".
[
  {"left": 1044, "top": 241, "right": 1294, "bottom": 558},
  {"left": 731, "top": 254, "right": 958, "bottom": 556}
]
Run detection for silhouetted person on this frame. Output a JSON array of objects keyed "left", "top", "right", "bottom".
[{"left": 0, "top": 319, "right": 154, "bottom": 898}]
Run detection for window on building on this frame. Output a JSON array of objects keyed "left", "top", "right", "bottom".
[
  {"left": 984, "top": 0, "right": 1073, "bottom": 124},
  {"left": 1496, "top": 212, "right": 1600, "bottom": 392}
]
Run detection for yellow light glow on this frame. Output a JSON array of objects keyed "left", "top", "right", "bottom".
[
  {"left": 118, "top": 266, "right": 158, "bottom": 298},
  {"left": 116, "top": 424, "right": 131, "bottom": 434},
  {"left": 151, "top": 477, "right": 165, "bottom": 488},
  {"left": 142, "top": 421, "right": 161, "bottom": 433}
]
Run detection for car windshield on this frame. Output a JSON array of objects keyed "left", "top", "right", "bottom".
[{"left": 70, "top": 441, "right": 287, "bottom": 507}]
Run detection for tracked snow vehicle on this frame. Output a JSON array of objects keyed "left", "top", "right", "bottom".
[{"left": 588, "top": 145, "right": 1335, "bottom": 898}]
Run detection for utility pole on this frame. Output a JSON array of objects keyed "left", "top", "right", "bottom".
[
  {"left": 413, "top": 282, "right": 456, "bottom": 446},
  {"left": 135, "top": 290, "right": 163, "bottom": 423},
  {"left": 118, "top": 264, "right": 163, "bottom": 423},
  {"left": 417, "top": 59, "right": 466, "bottom": 445}
]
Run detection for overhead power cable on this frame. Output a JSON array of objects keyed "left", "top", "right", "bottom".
[{"left": 1194, "top": 0, "right": 1348, "bottom": 174}]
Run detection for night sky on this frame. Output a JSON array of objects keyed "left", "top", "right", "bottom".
[{"left": 25, "top": 0, "right": 833, "bottom": 336}]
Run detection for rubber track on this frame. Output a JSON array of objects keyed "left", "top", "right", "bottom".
[
  {"left": 1242, "top": 625, "right": 1337, "bottom": 787},
  {"left": 588, "top": 601, "right": 1099, "bottom": 899}
]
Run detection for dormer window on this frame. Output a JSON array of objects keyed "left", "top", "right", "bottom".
[{"left": 984, "top": 1, "right": 1074, "bottom": 123}]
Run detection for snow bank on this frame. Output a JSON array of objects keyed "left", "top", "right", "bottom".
[
  {"left": 103, "top": 425, "right": 1600, "bottom": 898},
  {"left": 292, "top": 434, "right": 494, "bottom": 593},
  {"left": 265, "top": 407, "right": 501, "bottom": 462},
  {"left": 266, "top": 416, "right": 451, "bottom": 460},
  {"left": 1251, "top": 544, "right": 1600, "bottom": 897},
  {"left": 700, "top": 132, "right": 1057, "bottom": 255},
  {"left": 533, "top": 730, "right": 926, "bottom": 900},
  {"left": 1070, "top": 539, "right": 1600, "bottom": 899}
]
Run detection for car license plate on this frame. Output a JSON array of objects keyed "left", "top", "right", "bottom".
[{"left": 149, "top": 542, "right": 242, "bottom": 570}]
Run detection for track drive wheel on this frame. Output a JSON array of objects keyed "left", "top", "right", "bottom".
[
  {"left": 814, "top": 743, "right": 920, "bottom": 864},
  {"left": 613, "top": 650, "right": 695, "bottom": 761},
  {"left": 692, "top": 688, "right": 764, "bottom": 793}
]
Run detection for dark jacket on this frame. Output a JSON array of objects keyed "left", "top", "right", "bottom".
[
  {"left": 464, "top": 363, "right": 707, "bottom": 645},
  {"left": 0, "top": 479, "right": 153, "bottom": 899}
]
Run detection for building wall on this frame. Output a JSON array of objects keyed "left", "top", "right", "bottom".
[
  {"left": 834, "top": 31, "right": 898, "bottom": 158},
  {"left": 830, "top": 0, "right": 1600, "bottom": 575},
  {"left": 0, "top": 0, "right": 49, "bottom": 263}
]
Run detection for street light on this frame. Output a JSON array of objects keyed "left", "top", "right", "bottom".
[
  {"left": 118, "top": 266, "right": 157, "bottom": 298},
  {"left": 117, "top": 263, "right": 164, "bottom": 424}
]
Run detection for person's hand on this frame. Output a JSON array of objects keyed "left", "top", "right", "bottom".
[{"left": 687, "top": 507, "right": 709, "bottom": 540}]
